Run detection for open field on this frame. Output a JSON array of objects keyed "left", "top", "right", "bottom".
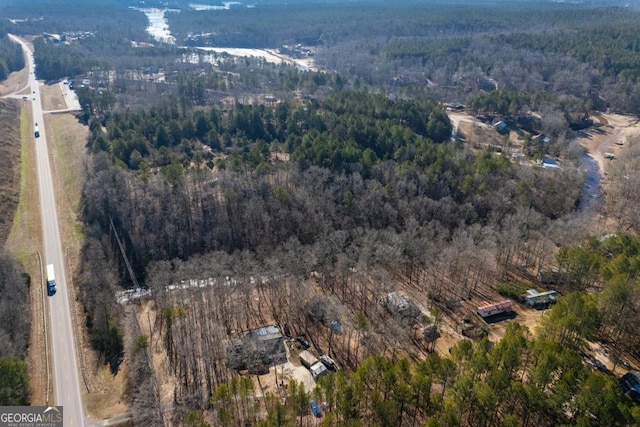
[
  {"left": 193, "top": 47, "right": 319, "bottom": 71},
  {"left": 41, "top": 83, "right": 68, "bottom": 112}
]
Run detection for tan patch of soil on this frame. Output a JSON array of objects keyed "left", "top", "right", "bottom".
[
  {"left": 484, "top": 306, "right": 546, "bottom": 343},
  {"left": 0, "top": 63, "right": 30, "bottom": 97},
  {"left": 137, "top": 301, "right": 176, "bottom": 408},
  {"left": 41, "top": 84, "right": 67, "bottom": 112},
  {"left": 84, "top": 362, "right": 130, "bottom": 420},
  {"left": 579, "top": 113, "right": 640, "bottom": 176}
]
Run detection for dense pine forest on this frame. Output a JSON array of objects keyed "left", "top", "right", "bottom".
[
  {"left": 1, "top": 0, "right": 640, "bottom": 425},
  {"left": 0, "top": 25, "right": 24, "bottom": 80}
]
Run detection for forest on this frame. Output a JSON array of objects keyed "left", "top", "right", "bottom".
[
  {"left": 76, "top": 87, "right": 615, "bottom": 425},
  {"left": 0, "top": 25, "right": 25, "bottom": 80},
  {"left": 0, "top": 255, "right": 31, "bottom": 406},
  {"left": 2, "top": 1, "right": 640, "bottom": 116},
  {"left": 79, "top": 89, "right": 581, "bottom": 281}
]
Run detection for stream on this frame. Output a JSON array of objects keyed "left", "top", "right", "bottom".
[{"left": 579, "top": 153, "right": 602, "bottom": 211}]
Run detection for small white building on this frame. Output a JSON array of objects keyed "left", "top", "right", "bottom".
[
  {"left": 524, "top": 289, "right": 558, "bottom": 306},
  {"left": 310, "top": 362, "right": 329, "bottom": 380}
]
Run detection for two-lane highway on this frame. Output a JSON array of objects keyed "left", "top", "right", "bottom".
[{"left": 9, "top": 34, "right": 86, "bottom": 426}]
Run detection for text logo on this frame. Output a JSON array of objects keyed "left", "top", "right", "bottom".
[{"left": 0, "top": 406, "right": 63, "bottom": 427}]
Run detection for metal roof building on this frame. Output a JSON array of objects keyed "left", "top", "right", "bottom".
[
  {"left": 524, "top": 289, "right": 558, "bottom": 307},
  {"left": 310, "top": 362, "right": 329, "bottom": 380},
  {"left": 477, "top": 300, "right": 514, "bottom": 318}
]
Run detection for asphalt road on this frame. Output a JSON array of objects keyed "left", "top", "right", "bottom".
[{"left": 9, "top": 34, "right": 86, "bottom": 426}]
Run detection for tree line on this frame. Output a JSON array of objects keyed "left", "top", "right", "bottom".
[
  {"left": 79, "top": 90, "right": 580, "bottom": 280},
  {"left": 552, "top": 233, "right": 640, "bottom": 361},
  {"left": 0, "top": 254, "right": 31, "bottom": 406},
  {"left": 0, "top": 26, "right": 25, "bottom": 81},
  {"left": 11, "top": 0, "right": 640, "bottom": 124}
]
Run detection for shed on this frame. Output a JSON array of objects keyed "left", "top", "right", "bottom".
[
  {"left": 310, "top": 362, "right": 329, "bottom": 380},
  {"left": 493, "top": 121, "right": 508, "bottom": 133},
  {"left": 300, "top": 350, "right": 319, "bottom": 369},
  {"left": 537, "top": 269, "right": 569, "bottom": 284},
  {"left": 477, "top": 300, "right": 514, "bottom": 318}
]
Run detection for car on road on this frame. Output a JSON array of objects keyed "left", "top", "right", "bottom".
[{"left": 309, "top": 400, "right": 322, "bottom": 418}]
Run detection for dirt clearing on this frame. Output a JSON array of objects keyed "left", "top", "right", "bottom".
[
  {"left": 0, "top": 60, "right": 30, "bottom": 98},
  {"left": 579, "top": 113, "right": 640, "bottom": 175}
]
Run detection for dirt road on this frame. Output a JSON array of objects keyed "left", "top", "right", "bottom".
[{"left": 580, "top": 113, "right": 640, "bottom": 175}]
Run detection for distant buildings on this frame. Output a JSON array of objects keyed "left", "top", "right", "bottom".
[
  {"left": 445, "top": 102, "right": 465, "bottom": 111},
  {"left": 278, "top": 44, "right": 315, "bottom": 59},
  {"left": 542, "top": 157, "right": 561, "bottom": 169},
  {"left": 42, "top": 31, "right": 95, "bottom": 45},
  {"left": 309, "top": 362, "right": 329, "bottom": 380}
]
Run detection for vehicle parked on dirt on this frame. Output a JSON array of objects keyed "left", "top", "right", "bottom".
[
  {"left": 296, "top": 336, "right": 310, "bottom": 349},
  {"left": 310, "top": 400, "right": 322, "bottom": 418}
]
